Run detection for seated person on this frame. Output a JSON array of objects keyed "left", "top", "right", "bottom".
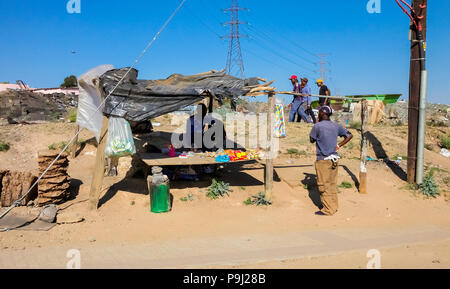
[{"left": 185, "top": 103, "right": 226, "bottom": 152}]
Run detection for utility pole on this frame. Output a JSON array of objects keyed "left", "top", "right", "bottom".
[
  {"left": 407, "top": 0, "right": 427, "bottom": 184},
  {"left": 316, "top": 53, "right": 330, "bottom": 82},
  {"left": 222, "top": 0, "right": 248, "bottom": 79}
]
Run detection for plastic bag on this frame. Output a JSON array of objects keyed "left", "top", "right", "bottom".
[
  {"left": 105, "top": 117, "right": 136, "bottom": 157},
  {"left": 76, "top": 64, "right": 115, "bottom": 142}
]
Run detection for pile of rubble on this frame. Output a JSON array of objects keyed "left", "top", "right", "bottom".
[
  {"left": 36, "top": 151, "right": 71, "bottom": 206},
  {"left": 0, "top": 90, "right": 78, "bottom": 123},
  {"left": 0, "top": 170, "right": 38, "bottom": 207},
  {"left": 385, "top": 101, "right": 450, "bottom": 126}
]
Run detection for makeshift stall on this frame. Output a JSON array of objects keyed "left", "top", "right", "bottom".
[{"left": 77, "top": 67, "right": 274, "bottom": 210}]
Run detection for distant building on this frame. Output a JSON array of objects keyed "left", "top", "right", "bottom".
[
  {"left": 32, "top": 87, "right": 79, "bottom": 96},
  {"left": 0, "top": 84, "right": 79, "bottom": 96}
]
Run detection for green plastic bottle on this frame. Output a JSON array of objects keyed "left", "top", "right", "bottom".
[{"left": 149, "top": 167, "right": 171, "bottom": 213}]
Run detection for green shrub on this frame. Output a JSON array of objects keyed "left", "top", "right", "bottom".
[
  {"left": 392, "top": 120, "right": 403, "bottom": 127},
  {"left": 439, "top": 135, "right": 450, "bottom": 149},
  {"left": 287, "top": 148, "right": 307, "bottom": 156},
  {"left": 243, "top": 198, "right": 252, "bottom": 206},
  {"left": 248, "top": 192, "right": 272, "bottom": 206},
  {"left": 48, "top": 141, "right": 68, "bottom": 152},
  {"left": 419, "top": 173, "right": 440, "bottom": 198},
  {"left": 393, "top": 154, "right": 408, "bottom": 160},
  {"left": 427, "top": 121, "right": 447, "bottom": 127},
  {"left": 287, "top": 148, "right": 299, "bottom": 155},
  {"left": 51, "top": 112, "right": 62, "bottom": 122},
  {"left": 339, "top": 181, "right": 353, "bottom": 189},
  {"left": 180, "top": 194, "right": 194, "bottom": 202},
  {"left": 68, "top": 109, "right": 77, "bottom": 123},
  {"left": 349, "top": 121, "right": 362, "bottom": 130},
  {"left": 207, "top": 179, "right": 232, "bottom": 199},
  {"left": 0, "top": 141, "right": 10, "bottom": 152}
]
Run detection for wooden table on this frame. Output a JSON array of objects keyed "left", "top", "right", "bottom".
[{"left": 139, "top": 153, "right": 256, "bottom": 167}]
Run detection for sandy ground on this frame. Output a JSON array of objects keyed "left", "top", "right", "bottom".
[{"left": 0, "top": 118, "right": 449, "bottom": 268}]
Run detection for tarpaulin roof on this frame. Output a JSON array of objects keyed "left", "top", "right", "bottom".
[{"left": 100, "top": 68, "right": 260, "bottom": 122}]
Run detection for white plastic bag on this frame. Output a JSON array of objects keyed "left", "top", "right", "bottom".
[
  {"left": 76, "top": 64, "right": 115, "bottom": 142},
  {"left": 105, "top": 117, "right": 136, "bottom": 157}
]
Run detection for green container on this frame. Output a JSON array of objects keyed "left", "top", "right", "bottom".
[
  {"left": 149, "top": 166, "right": 171, "bottom": 213},
  {"left": 150, "top": 182, "right": 171, "bottom": 213}
]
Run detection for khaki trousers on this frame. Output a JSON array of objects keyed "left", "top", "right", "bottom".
[{"left": 315, "top": 160, "right": 339, "bottom": 216}]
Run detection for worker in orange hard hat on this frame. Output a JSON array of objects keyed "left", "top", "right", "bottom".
[{"left": 316, "top": 79, "right": 331, "bottom": 107}]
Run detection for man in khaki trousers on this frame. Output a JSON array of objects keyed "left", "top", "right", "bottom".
[{"left": 310, "top": 106, "right": 353, "bottom": 216}]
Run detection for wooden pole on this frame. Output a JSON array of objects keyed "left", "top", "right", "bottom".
[
  {"left": 359, "top": 99, "right": 368, "bottom": 194},
  {"left": 70, "top": 125, "right": 79, "bottom": 158},
  {"left": 208, "top": 93, "right": 214, "bottom": 114},
  {"left": 88, "top": 116, "right": 108, "bottom": 210},
  {"left": 407, "top": 0, "right": 427, "bottom": 184},
  {"left": 265, "top": 92, "right": 274, "bottom": 202}
]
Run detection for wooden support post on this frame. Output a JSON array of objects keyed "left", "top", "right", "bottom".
[
  {"left": 88, "top": 116, "right": 109, "bottom": 210},
  {"left": 70, "top": 125, "right": 79, "bottom": 158},
  {"left": 359, "top": 99, "right": 368, "bottom": 194},
  {"left": 265, "top": 92, "right": 275, "bottom": 202},
  {"left": 208, "top": 93, "right": 214, "bottom": 114}
]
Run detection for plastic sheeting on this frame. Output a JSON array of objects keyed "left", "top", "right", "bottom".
[
  {"left": 100, "top": 68, "right": 260, "bottom": 122},
  {"left": 76, "top": 64, "right": 115, "bottom": 141}
]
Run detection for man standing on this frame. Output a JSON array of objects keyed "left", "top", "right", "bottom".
[
  {"left": 309, "top": 106, "right": 353, "bottom": 216},
  {"left": 301, "top": 78, "right": 316, "bottom": 123},
  {"left": 288, "top": 75, "right": 310, "bottom": 123},
  {"left": 316, "top": 79, "right": 331, "bottom": 107}
]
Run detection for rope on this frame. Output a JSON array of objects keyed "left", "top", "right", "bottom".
[{"left": 0, "top": 0, "right": 187, "bottom": 220}]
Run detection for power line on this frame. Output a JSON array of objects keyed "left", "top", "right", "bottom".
[
  {"left": 246, "top": 25, "right": 317, "bottom": 67},
  {"left": 244, "top": 10, "right": 319, "bottom": 60},
  {"left": 243, "top": 30, "right": 317, "bottom": 76},
  {"left": 243, "top": 26, "right": 317, "bottom": 72}
]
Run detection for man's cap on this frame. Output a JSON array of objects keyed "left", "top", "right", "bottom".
[
  {"left": 289, "top": 75, "right": 298, "bottom": 80},
  {"left": 301, "top": 77, "right": 309, "bottom": 82},
  {"left": 316, "top": 79, "right": 323, "bottom": 83},
  {"left": 319, "top": 105, "right": 333, "bottom": 116}
]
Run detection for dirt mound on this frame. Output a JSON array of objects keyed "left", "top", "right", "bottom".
[
  {"left": 385, "top": 101, "right": 450, "bottom": 126},
  {"left": 0, "top": 90, "right": 77, "bottom": 122}
]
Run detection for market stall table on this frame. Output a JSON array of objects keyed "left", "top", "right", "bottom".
[{"left": 139, "top": 153, "right": 257, "bottom": 167}]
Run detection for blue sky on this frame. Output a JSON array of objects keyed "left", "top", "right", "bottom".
[{"left": 0, "top": 0, "right": 449, "bottom": 104}]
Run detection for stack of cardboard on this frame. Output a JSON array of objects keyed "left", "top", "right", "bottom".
[{"left": 36, "top": 151, "right": 71, "bottom": 205}]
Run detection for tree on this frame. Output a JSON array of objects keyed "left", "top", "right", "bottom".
[{"left": 60, "top": 75, "right": 78, "bottom": 88}]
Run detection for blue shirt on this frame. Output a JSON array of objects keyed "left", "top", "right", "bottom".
[
  {"left": 310, "top": 120, "right": 351, "bottom": 161},
  {"left": 301, "top": 85, "right": 312, "bottom": 105}
]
